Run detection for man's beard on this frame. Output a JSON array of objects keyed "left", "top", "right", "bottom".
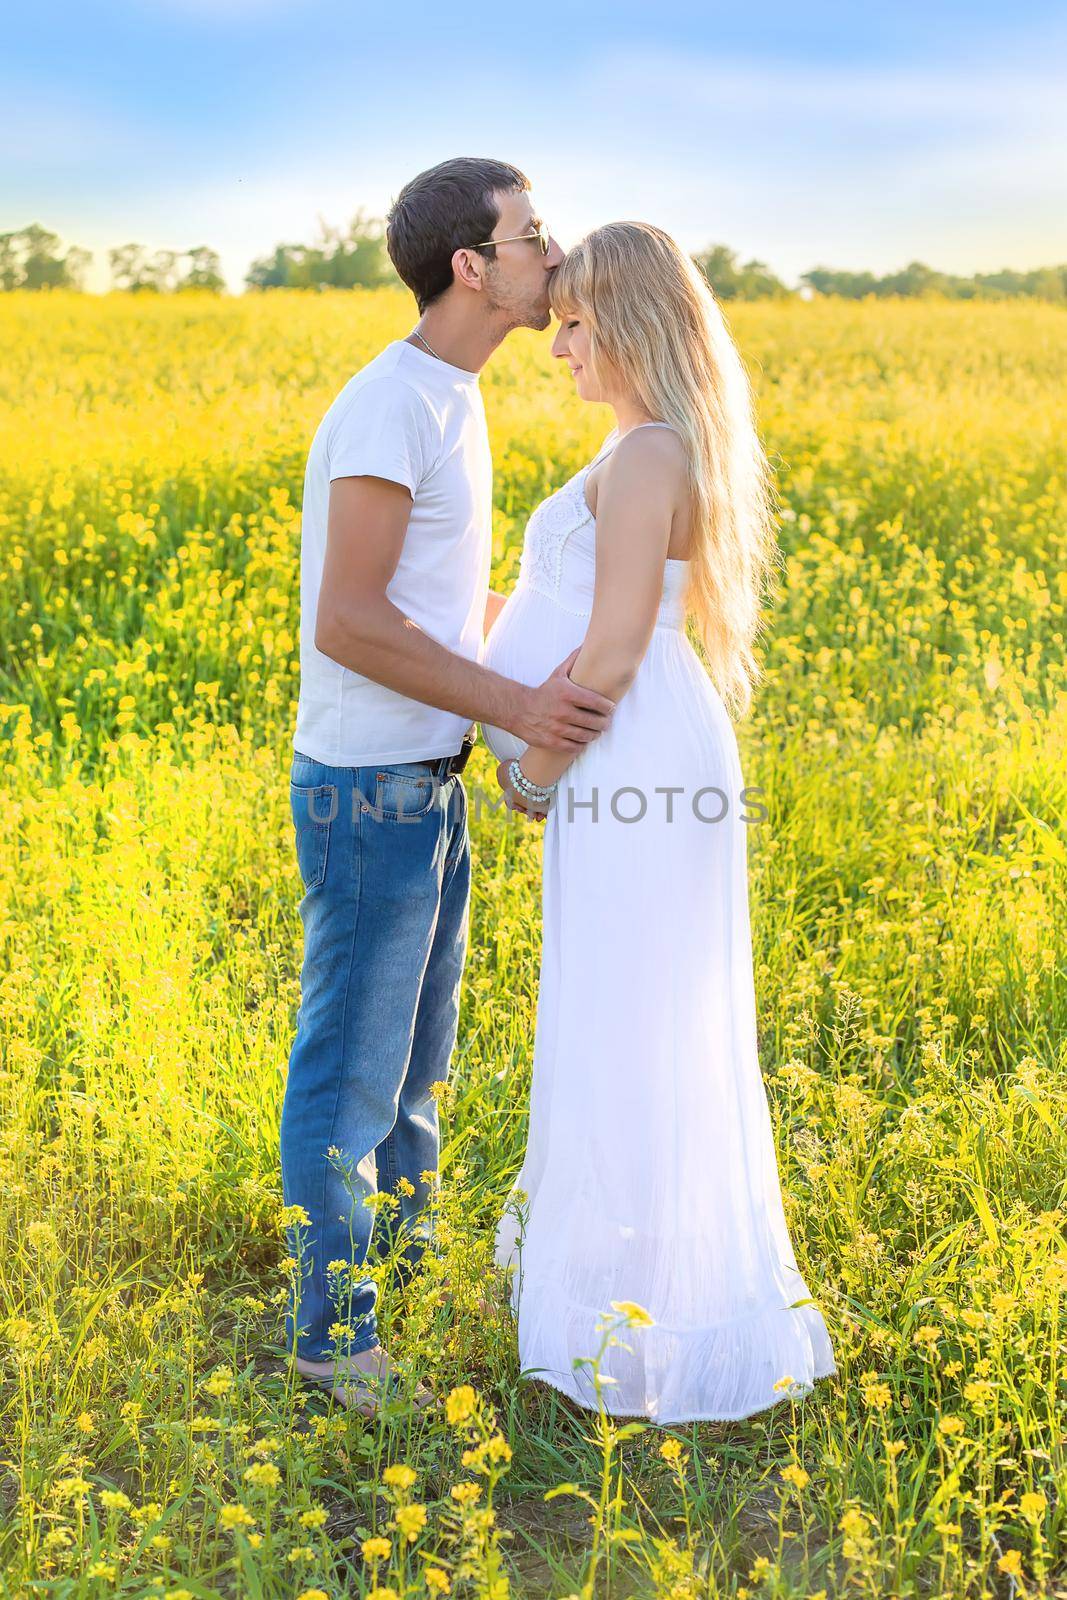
[
  {"left": 523, "top": 300, "right": 553, "bottom": 332},
  {"left": 486, "top": 270, "right": 552, "bottom": 334}
]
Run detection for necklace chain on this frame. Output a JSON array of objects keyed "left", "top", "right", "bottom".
[{"left": 412, "top": 327, "right": 442, "bottom": 361}]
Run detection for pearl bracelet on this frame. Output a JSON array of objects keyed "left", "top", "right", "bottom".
[{"left": 507, "top": 758, "right": 556, "bottom": 806}]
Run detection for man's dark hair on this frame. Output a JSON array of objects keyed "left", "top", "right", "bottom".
[{"left": 386, "top": 156, "right": 531, "bottom": 312}]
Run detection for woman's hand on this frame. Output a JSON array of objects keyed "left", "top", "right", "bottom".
[{"left": 496, "top": 759, "right": 549, "bottom": 823}]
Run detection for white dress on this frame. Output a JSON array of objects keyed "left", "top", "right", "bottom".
[{"left": 482, "top": 424, "right": 836, "bottom": 1424}]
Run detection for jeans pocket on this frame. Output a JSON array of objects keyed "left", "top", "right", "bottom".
[
  {"left": 290, "top": 781, "right": 336, "bottom": 890},
  {"left": 369, "top": 765, "right": 438, "bottom": 822}
]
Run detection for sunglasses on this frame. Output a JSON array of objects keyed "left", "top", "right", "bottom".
[{"left": 472, "top": 220, "right": 551, "bottom": 256}]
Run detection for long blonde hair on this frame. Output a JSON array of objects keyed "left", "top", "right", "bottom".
[{"left": 550, "top": 222, "right": 780, "bottom": 717}]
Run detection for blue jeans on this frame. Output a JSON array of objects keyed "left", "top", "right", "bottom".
[{"left": 280, "top": 749, "right": 471, "bottom": 1359}]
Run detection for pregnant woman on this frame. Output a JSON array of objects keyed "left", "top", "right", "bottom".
[{"left": 481, "top": 222, "right": 836, "bottom": 1423}]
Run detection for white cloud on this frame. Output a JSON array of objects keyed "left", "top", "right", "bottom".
[{"left": 592, "top": 47, "right": 1066, "bottom": 127}]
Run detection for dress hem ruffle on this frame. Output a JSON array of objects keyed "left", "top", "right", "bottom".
[
  {"left": 507, "top": 1278, "right": 837, "bottom": 1425},
  {"left": 519, "top": 1359, "right": 838, "bottom": 1426}
]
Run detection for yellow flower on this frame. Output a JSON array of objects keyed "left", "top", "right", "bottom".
[
  {"left": 963, "top": 1378, "right": 997, "bottom": 1411},
  {"left": 445, "top": 1385, "right": 477, "bottom": 1426},
  {"left": 838, "top": 1506, "right": 876, "bottom": 1563},
  {"left": 450, "top": 1482, "right": 482, "bottom": 1505},
  {"left": 395, "top": 1502, "right": 427, "bottom": 1542},
  {"left": 99, "top": 1489, "right": 132, "bottom": 1512},
  {"left": 772, "top": 1375, "right": 795, "bottom": 1392},
  {"left": 361, "top": 1536, "right": 391, "bottom": 1561},
  {"left": 780, "top": 1463, "right": 810, "bottom": 1490},
  {"left": 938, "top": 1415, "right": 966, "bottom": 1437},
  {"left": 424, "top": 1568, "right": 451, "bottom": 1594},
  {"left": 382, "top": 1463, "right": 417, "bottom": 1491},
  {"left": 997, "top": 1550, "right": 1023, "bottom": 1578},
  {"left": 609, "top": 1299, "right": 654, "bottom": 1327},
  {"left": 219, "top": 1504, "right": 255, "bottom": 1530},
  {"left": 55, "top": 1477, "right": 91, "bottom": 1501},
  {"left": 247, "top": 1434, "right": 281, "bottom": 1458},
  {"left": 1020, "top": 1491, "right": 1046, "bottom": 1520},
  {"left": 300, "top": 1507, "right": 328, "bottom": 1530},
  {"left": 861, "top": 1377, "right": 892, "bottom": 1410},
  {"left": 243, "top": 1462, "right": 281, "bottom": 1490},
  {"left": 296, "top": 1590, "right": 330, "bottom": 1600},
  {"left": 75, "top": 1412, "right": 94, "bottom": 1434}
]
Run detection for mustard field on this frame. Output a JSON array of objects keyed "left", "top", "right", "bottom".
[{"left": 0, "top": 290, "right": 1064, "bottom": 1599}]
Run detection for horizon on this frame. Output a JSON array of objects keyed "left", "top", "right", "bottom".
[
  {"left": 5, "top": 215, "right": 1067, "bottom": 297},
  {"left": 5, "top": 0, "right": 1066, "bottom": 295}
]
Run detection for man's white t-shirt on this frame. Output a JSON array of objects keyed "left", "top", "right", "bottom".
[{"left": 293, "top": 338, "right": 493, "bottom": 766}]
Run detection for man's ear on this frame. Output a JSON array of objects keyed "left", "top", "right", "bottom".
[{"left": 451, "top": 247, "right": 485, "bottom": 293}]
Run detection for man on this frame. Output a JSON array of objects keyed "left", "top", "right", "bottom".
[{"left": 281, "top": 156, "right": 614, "bottom": 1415}]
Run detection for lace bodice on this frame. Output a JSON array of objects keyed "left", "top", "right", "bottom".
[{"left": 517, "top": 426, "right": 689, "bottom": 626}]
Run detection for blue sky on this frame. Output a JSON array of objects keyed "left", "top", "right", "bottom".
[{"left": 5, "top": 0, "right": 1065, "bottom": 291}]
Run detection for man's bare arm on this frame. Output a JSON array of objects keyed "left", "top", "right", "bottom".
[{"left": 314, "top": 476, "right": 614, "bottom": 754}]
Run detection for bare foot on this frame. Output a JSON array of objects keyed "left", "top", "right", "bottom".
[{"left": 295, "top": 1345, "right": 436, "bottom": 1417}]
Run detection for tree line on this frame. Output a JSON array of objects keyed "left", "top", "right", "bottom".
[
  {"left": 4, "top": 219, "right": 1067, "bottom": 302},
  {"left": 0, "top": 226, "right": 224, "bottom": 293},
  {"left": 692, "top": 247, "right": 1067, "bottom": 302}
]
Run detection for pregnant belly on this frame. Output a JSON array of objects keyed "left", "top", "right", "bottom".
[{"left": 480, "top": 585, "right": 587, "bottom": 762}]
